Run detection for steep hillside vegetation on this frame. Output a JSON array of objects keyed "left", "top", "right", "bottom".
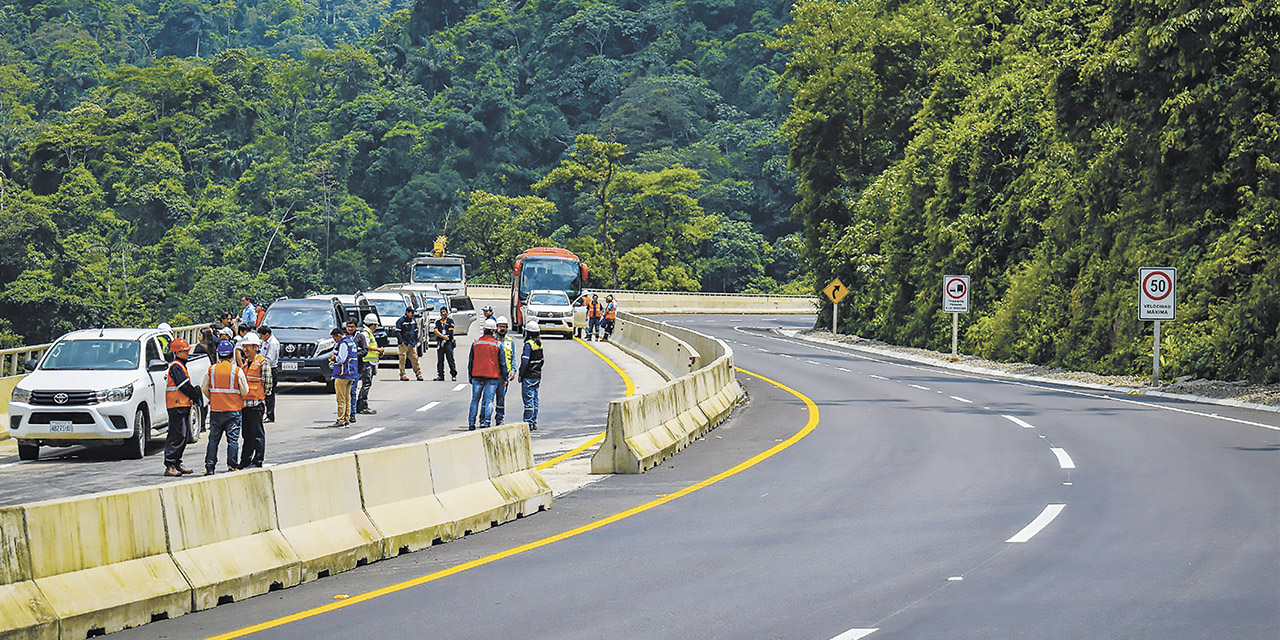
[
  {"left": 780, "top": 0, "right": 1279, "bottom": 382},
  {"left": 0, "top": 0, "right": 804, "bottom": 344}
]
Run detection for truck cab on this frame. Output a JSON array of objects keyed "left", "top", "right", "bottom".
[
  {"left": 8, "top": 328, "right": 211, "bottom": 461},
  {"left": 409, "top": 252, "right": 467, "bottom": 298}
]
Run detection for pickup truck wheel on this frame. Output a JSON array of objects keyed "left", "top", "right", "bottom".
[
  {"left": 17, "top": 442, "right": 38, "bottom": 461},
  {"left": 124, "top": 408, "right": 148, "bottom": 460},
  {"left": 188, "top": 407, "right": 205, "bottom": 444}
]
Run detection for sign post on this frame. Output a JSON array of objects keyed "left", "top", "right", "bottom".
[
  {"left": 1138, "top": 267, "right": 1176, "bottom": 385},
  {"left": 822, "top": 278, "right": 849, "bottom": 334},
  {"left": 942, "top": 275, "right": 971, "bottom": 357}
]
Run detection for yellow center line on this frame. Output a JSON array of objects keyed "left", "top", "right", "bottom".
[
  {"left": 533, "top": 337, "right": 635, "bottom": 471},
  {"left": 203, "top": 366, "right": 817, "bottom": 640}
]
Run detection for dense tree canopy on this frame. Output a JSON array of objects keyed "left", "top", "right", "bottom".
[
  {"left": 780, "top": 0, "right": 1280, "bottom": 382},
  {"left": 0, "top": 0, "right": 805, "bottom": 345}
]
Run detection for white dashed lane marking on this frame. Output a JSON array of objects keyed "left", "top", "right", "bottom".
[
  {"left": 950, "top": 396, "right": 973, "bottom": 404},
  {"left": 416, "top": 401, "right": 441, "bottom": 412},
  {"left": 344, "top": 427, "right": 384, "bottom": 441},
  {"left": 452, "top": 384, "right": 467, "bottom": 391},
  {"left": 1003, "top": 415, "right": 1036, "bottom": 429},
  {"left": 909, "top": 384, "right": 932, "bottom": 391},
  {"left": 1007, "top": 504, "right": 1066, "bottom": 543},
  {"left": 1050, "top": 448, "right": 1076, "bottom": 469}
]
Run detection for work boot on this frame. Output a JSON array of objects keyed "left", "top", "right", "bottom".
[
  {"left": 164, "top": 466, "right": 182, "bottom": 477},
  {"left": 400, "top": 375, "right": 409, "bottom": 381},
  {"left": 434, "top": 375, "right": 445, "bottom": 381},
  {"left": 204, "top": 467, "right": 215, "bottom": 476},
  {"left": 177, "top": 465, "right": 194, "bottom": 475}
]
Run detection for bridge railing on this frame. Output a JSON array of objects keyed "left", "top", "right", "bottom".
[{"left": 467, "top": 284, "right": 818, "bottom": 314}]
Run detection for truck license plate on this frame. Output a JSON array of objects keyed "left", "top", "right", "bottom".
[
  {"left": 282, "top": 362, "right": 299, "bottom": 371},
  {"left": 50, "top": 421, "right": 73, "bottom": 432}
]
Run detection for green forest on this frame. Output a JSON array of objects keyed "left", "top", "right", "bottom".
[
  {"left": 0, "top": 0, "right": 806, "bottom": 346},
  {"left": 4, "top": 0, "right": 1277, "bottom": 384},
  {"left": 781, "top": 0, "right": 1279, "bottom": 382}
]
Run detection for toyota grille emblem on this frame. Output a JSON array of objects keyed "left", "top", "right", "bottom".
[
  {"left": 54, "top": 393, "right": 68, "bottom": 404},
  {"left": 285, "top": 344, "right": 296, "bottom": 353}
]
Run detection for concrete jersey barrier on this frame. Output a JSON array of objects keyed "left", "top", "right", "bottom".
[
  {"left": 159, "top": 470, "right": 301, "bottom": 610},
  {"left": 356, "top": 442, "right": 458, "bottom": 557},
  {"left": 592, "top": 313, "right": 744, "bottom": 473},
  {"left": 0, "top": 390, "right": 553, "bottom": 640},
  {"left": 269, "top": 454, "right": 384, "bottom": 582},
  {"left": 24, "top": 488, "right": 191, "bottom": 639},
  {"left": 0, "top": 507, "right": 57, "bottom": 640}
]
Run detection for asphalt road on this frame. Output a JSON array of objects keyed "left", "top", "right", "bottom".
[
  {"left": 0, "top": 312, "right": 621, "bottom": 507},
  {"left": 99, "top": 314, "right": 1280, "bottom": 639}
]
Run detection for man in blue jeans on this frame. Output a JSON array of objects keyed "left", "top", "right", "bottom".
[
  {"left": 467, "top": 319, "right": 507, "bottom": 430},
  {"left": 519, "top": 320, "right": 544, "bottom": 430},
  {"left": 201, "top": 340, "right": 249, "bottom": 475}
]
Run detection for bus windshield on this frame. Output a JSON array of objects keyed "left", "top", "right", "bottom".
[
  {"left": 519, "top": 258, "right": 581, "bottom": 299},
  {"left": 367, "top": 299, "right": 407, "bottom": 318},
  {"left": 412, "top": 264, "right": 464, "bottom": 283}
]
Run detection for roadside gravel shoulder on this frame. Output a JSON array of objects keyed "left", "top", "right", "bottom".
[{"left": 789, "top": 329, "right": 1280, "bottom": 414}]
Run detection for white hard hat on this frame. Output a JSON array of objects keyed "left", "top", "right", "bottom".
[
  {"left": 157, "top": 322, "right": 172, "bottom": 332},
  {"left": 364, "top": 313, "right": 378, "bottom": 324},
  {"left": 524, "top": 320, "right": 540, "bottom": 333},
  {"left": 496, "top": 316, "right": 510, "bottom": 326},
  {"left": 242, "top": 333, "right": 262, "bottom": 347},
  {"left": 218, "top": 327, "right": 234, "bottom": 337},
  {"left": 483, "top": 318, "right": 497, "bottom": 331}
]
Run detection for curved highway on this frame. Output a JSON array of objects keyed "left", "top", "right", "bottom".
[{"left": 102, "top": 314, "right": 1279, "bottom": 640}]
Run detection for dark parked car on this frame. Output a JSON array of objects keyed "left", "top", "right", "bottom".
[{"left": 262, "top": 297, "right": 347, "bottom": 389}]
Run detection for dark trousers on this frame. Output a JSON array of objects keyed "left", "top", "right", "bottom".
[
  {"left": 494, "top": 380, "right": 509, "bottom": 425},
  {"left": 265, "top": 367, "right": 278, "bottom": 421},
  {"left": 437, "top": 341, "right": 457, "bottom": 377},
  {"left": 239, "top": 404, "right": 265, "bottom": 468},
  {"left": 602, "top": 318, "right": 615, "bottom": 339},
  {"left": 164, "top": 407, "right": 191, "bottom": 468},
  {"left": 205, "top": 411, "right": 241, "bottom": 471},
  {"left": 357, "top": 361, "right": 374, "bottom": 411}
]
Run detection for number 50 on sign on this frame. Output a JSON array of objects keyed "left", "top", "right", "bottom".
[{"left": 1139, "top": 268, "right": 1176, "bottom": 321}]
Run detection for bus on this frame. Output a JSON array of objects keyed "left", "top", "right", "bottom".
[{"left": 510, "top": 247, "right": 588, "bottom": 330}]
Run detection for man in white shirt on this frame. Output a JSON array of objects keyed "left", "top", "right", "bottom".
[{"left": 257, "top": 325, "right": 281, "bottom": 423}]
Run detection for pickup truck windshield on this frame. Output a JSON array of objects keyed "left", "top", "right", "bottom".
[
  {"left": 263, "top": 306, "right": 335, "bottom": 330},
  {"left": 42, "top": 340, "right": 140, "bottom": 370},
  {"left": 412, "top": 264, "right": 464, "bottom": 282},
  {"left": 529, "top": 292, "right": 570, "bottom": 306}
]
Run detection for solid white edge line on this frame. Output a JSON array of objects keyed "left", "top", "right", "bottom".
[
  {"left": 745, "top": 329, "right": 1279, "bottom": 432},
  {"left": 344, "top": 427, "right": 384, "bottom": 441},
  {"left": 1007, "top": 504, "right": 1066, "bottom": 543},
  {"left": 831, "top": 629, "right": 878, "bottom": 640},
  {"left": 950, "top": 396, "right": 973, "bottom": 403},
  {"left": 415, "top": 401, "right": 441, "bottom": 413},
  {"left": 1050, "top": 447, "right": 1076, "bottom": 469},
  {"left": 1003, "top": 415, "right": 1036, "bottom": 429}
]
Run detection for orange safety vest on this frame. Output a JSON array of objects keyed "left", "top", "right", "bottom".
[
  {"left": 587, "top": 300, "right": 603, "bottom": 318},
  {"left": 243, "top": 354, "right": 268, "bottom": 402},
  {"left": 209, "top": 360, "right": 245, "bottom": 412},
  {"left": 603, "top": 302, "right": 616, "bottom": 321},
  {"left": 165, "top": 360, "right": 192, "bottom": 409}
]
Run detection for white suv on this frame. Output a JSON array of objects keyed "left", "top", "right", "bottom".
[
  {"left": 8, "top": 328, "right": 211, "bottom": 461},
  {"left": 521, "top": 290, "right": 575, "bottom": 337}
]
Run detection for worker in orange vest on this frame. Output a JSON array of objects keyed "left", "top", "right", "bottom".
[
  {"left": 601, "top": 295, "right": 617, "bottom": 340},
  {"left": 238, "top": 333, "right": 272, "bottom": 469},
  {"left": 586, "top": 293, "right": 603, "bottom": 341},
  {"left": 163, "top": 338, "right": 203, "bottom": 477},
  {"left": 201, "top": 339, "right": 249, "bottom": 475}
]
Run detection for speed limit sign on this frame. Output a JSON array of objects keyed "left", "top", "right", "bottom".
[{"left": 1139, "top": 267, "right": 1176, "bottom": 321}]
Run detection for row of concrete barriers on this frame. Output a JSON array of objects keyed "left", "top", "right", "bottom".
[
  {"left": 592, "top": 313, "right": 745, "bottom": 473},
  {"left": 0, "top": 423, "right": 550, "bottom": 640}
]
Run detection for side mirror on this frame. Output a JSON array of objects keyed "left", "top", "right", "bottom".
[
  {"left": 24, "top": 358, "right": 38, "bottom": 372},
  {"left": 147, "top": 359, "right": 168, "bottom": 372},
  {"left": 581, "top": 264, "right": 589, "bottom": 281}
]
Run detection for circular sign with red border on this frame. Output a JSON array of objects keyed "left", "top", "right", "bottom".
[
  {"left": 946, "top": 277, "right": 967, "bottom": 299},
  {"left": 1142, "top": 270, "right": 1173, "bottom": 301}
]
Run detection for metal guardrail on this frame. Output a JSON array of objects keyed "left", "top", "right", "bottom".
[
  {"left": 466, "top": 283, "right": 815, "bottom": 300},
  {"left": 0, "top": 323, "right": 206, "bottom": 377}
]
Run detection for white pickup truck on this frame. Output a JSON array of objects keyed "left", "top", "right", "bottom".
[{"left": 8, "top": 328, "right": 211, "bottom": 461}]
